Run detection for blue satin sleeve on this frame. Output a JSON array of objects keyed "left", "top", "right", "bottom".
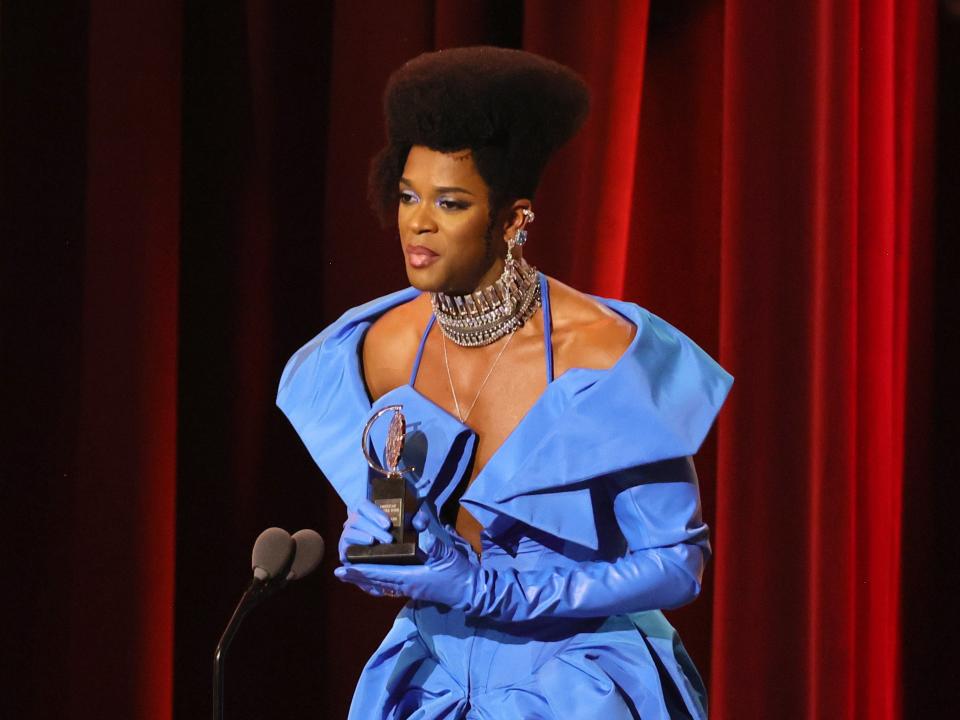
[{"left": 463, "top": 457, "right": 709, "bottom": 621}]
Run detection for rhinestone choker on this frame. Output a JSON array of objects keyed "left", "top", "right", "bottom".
[{"left": 430, "top": 258, "right": 541, "bottom": 347}]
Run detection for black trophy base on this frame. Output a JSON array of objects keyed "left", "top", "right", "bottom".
[
  {"left": 345, "top": 542, "right": 426, "bottom": 565},
  {"left": 344, "top": 473, "right": 424, "bottom": 565}
]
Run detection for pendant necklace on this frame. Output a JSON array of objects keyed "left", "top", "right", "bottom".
[{"left": 441, "top": 329, "right": 515, "bottom": 423}]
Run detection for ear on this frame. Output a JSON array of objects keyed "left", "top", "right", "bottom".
[{"left": 500, "top": 198, "right": 534, "bottom": 241}]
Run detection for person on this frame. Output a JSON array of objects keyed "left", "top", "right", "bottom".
[{"left": 277, "top": 46, "right": 732, "bottom": 720}]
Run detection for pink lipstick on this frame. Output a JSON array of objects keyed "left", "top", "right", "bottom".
[{"left": 406, "top": 245, "right": 439, "bottom": 269}]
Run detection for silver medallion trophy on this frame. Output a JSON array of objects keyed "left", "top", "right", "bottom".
[{"left": 345, "top": 404, "right": 425, "bottom": 565}]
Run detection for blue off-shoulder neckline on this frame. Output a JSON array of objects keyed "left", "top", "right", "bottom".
[{"left": 277, "top": 283, "right": 733, "bottom": 549}]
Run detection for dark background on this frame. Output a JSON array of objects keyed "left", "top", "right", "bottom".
[{"left": 2, "top": 1, "right": 957, "bottom": 718}]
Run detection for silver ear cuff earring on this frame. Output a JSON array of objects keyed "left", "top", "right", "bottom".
[{"left": 506, "top": 208, "right": 535, "bottom": 268}]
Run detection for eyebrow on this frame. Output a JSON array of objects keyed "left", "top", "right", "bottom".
[{"left": 399, "top": 177, "right": 475, "bottom": 196}]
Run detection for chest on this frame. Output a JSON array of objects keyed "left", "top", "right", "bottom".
[
  {"left": 411, "top": 328, "right": 550, "bottom": 554},
  {"left": 412, "top": 328, "right": 549, "bottom": 481}
]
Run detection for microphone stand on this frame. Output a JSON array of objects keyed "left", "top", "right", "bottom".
[{"left": 213, "top": 556, "right": 294, "bottom": 720}]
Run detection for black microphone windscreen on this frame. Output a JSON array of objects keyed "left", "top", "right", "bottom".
[
  {"left": 287, "top": 530, "right": 325, "bottom": 581},
  {"left": 251, "top": 527, "right": 294, "bottom": 580}
]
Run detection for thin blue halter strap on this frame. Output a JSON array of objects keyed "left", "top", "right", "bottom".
[
  {"left": 540, "top": 273, "right": 555, "bottom": 382},
  {"left": 409, "top": 273, "right": 555, "bottom": 386},
  {"left": 409, "top": 314, "right": 435, "bottom": 386}
]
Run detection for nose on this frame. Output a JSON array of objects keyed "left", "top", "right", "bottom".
[{"left": 406, "top": 201, "right": 438, "bottom": 235}]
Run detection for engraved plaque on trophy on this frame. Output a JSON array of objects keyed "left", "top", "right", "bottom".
[{"left": 345, "top": 404, "right": 425, "bottom": 565}]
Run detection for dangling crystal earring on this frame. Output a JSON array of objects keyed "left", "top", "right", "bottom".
[
  {"left": 504, "top": 208, "right": 534, "bottom": 272},
  {"left": 504, "top": 233, "right": 518, "bottom": 273}
]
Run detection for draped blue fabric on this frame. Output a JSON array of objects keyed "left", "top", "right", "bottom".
[{"left": 277, "top": 286, "right": 732, "bottom": 719}]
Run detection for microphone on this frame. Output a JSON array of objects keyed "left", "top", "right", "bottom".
[
  {"left": 287, "top": 529, "right": 325, "bottom": 581},
  {"left": 213, "top": 527, "right": 324, "bottom": 720},
  {"left": 252, "top": 526, "right": 296, "bottom": 581}
]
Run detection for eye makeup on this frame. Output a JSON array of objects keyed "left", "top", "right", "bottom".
[{"left": 398, "top": 187, "right": 471, "bottom": 211}]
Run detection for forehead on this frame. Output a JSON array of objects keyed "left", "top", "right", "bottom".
[{"left": 401, "top": 145, "right": 488, "bottom": 193}]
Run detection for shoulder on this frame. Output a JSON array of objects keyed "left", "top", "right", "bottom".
[
  {"left": 546, "top": 277, "right": 637, "bottom": 373},
  {"left": 361, "top": 292, "right": 432, "bottom": 400},
  {"left": 277, "top": 286, "right": 422, "bottom": 411}
]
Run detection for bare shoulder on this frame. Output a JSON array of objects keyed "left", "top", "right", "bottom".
[
  {"left": 361, "top": 293, "right": 431, "bottom": 400},
  {"left": 546, "top": 277, "right": 637, "bottom": 374}
]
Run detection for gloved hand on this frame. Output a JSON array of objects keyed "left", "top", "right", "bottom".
[
  {"left": 335, "top": 501, "right": 480, "bottom": 605},
  {"left": 337, "top": 498, "right": 395, "bottom": 563},
  {"left": 336, "top": 500, "right": 705, "bottom": 620}
]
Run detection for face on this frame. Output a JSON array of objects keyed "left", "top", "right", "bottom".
[{"left": 398, "top": 145, "right": 501, "bottom": 294}]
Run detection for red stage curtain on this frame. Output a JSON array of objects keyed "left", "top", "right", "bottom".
[
  {"left": 711, "top": 2, "right": 935, "bottom": 718},
  {"left": 72, "top": 2, "right": 181, "bottom": 718},
  {"left": 3, "top": 2, "right": 181, "bottom": 717},
  {"left": 523, "top": 0, "right": 650, "bottom": 299}
]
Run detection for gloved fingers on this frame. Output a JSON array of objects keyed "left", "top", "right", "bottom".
[
  {"left": 412, "top": 508, "right": 429, "bottom": 532},
  {"left": 338, "top": 525, "right": 393, "bottom": 563},
  {"left": 345, "top": 514, "right": 394, "bottom": 544},
  {"left": 334, "top": 568, "right": 403, "bottom": 597},
  {"left": 340, "top": 527, "right": 378, "bottom": 546},
  {"left": 335, "top": 564, "right": 411, "bottom": 586},
  {"left": 338, "top": 528, "right": 379, "bottom": 563},
  {"left": 356, "top": 499, "right": 392, "bottom": 529},
  {"left": 412, "top": 501, "right": 444, "bottom": 544},
  {"left": 334, "top": 566, "right": 406, "bottom": 597},
  {"left": 412, "top": 502, "right": 459, "bottom": 562},
  {"left": 352, "top": 579, "right": 401, "bottom": 598},
  {"left": 412, "top": 500, "right": 441, "bottom": 532}
]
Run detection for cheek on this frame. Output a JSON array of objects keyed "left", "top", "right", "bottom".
[{"left": 447, "top": 212, "right": 490, "bottom": 253}]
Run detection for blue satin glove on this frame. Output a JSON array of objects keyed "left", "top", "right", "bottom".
[
  {"left": 335, "top": 501, "right": 480, "bottom": 604},
  {"left": 335, "top": 500, "right": 704, "bottom": 620},
  {"left": 463, "top": 541, "right": 704, "bottom": 621},
  {"left": 337, "top": 498, "right": 395, "bottom": 563}
]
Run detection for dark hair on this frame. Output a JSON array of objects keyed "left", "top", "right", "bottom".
[{"left": 368, "top": 46, "right": 590, "bottom": 226}]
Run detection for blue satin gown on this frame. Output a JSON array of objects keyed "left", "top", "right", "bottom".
[{"left": 277, "top": 276, "right": 733, "bottom": 719}]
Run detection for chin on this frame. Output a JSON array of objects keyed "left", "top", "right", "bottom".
[
  {"left": 404, "top": 264, "right": 446, "bottom": 293},
  {"left": 403, "top": 258, "right": 493, "bottom": 295}
]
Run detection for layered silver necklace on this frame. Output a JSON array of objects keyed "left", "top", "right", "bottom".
[{"left": 430, "top": 257, "right": 541, "bottom": 348}]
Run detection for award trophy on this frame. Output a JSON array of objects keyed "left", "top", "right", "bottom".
[{"left": 345, "top": 404, "right": 425, "bottom": 565}]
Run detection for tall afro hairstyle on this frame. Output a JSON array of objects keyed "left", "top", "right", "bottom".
[{"left": 368, "top": 46, "right": 590, "bottom": 227}]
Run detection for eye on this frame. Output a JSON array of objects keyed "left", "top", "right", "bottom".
[
  {"left": 436, "top": 198, "right": 469, "bottom": 211},
  {"left": 398, "top": 189, "right": 419, "bottom": 205}
]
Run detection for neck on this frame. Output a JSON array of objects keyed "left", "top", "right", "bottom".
[
  {"left": 446, "top": 258, "right": 504, "bottom": 297},
  {"left": 430, "top": 257, "right": 541, "bottom": 348},
  {"left": 456, "top": 244, "right": 525, "bottom": 295}
]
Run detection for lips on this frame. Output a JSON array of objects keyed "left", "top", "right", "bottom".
[{"left": 405, "top": 244, "right": 440, "bottom": 269}]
